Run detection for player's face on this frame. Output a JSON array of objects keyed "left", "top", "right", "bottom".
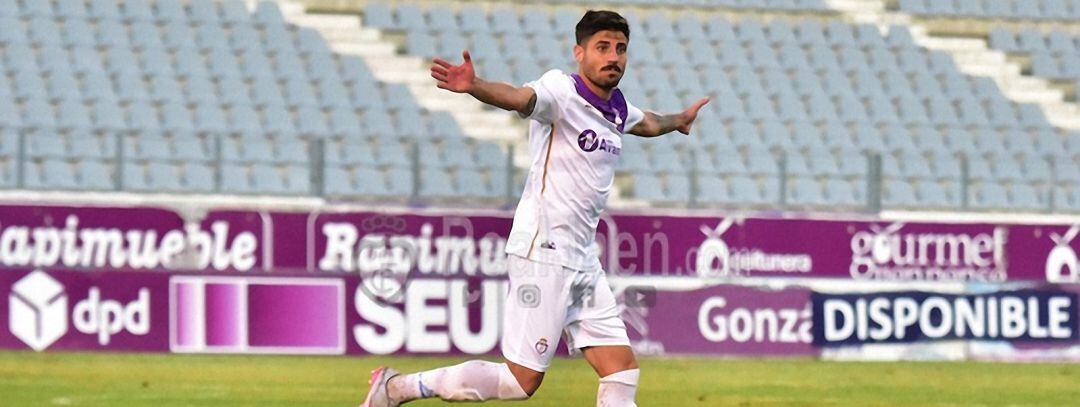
[{"left": 574, "top": 30, "right": 628, "bottom": 91}]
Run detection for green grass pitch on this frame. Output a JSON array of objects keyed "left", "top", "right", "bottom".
[{"left": 0, "top": 350, "right": 1077, "bottom": 406}]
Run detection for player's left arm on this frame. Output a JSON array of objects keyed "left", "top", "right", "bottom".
[{"left": 628, "top": 97, "right": 710, "bottom": 138}]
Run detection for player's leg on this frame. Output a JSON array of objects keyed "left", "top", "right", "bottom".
[
  {"left": 565, "top": 271, "right": 640, "bottom": 407},
  {"left": 499, "top": 254, "right": 576, "bottom": 396},
  {"left": 506, "top": 361, "right": 545, "bottom": 395},
  {"left": 583, "top": 345, "right": 640, "bottom": 407},
  {"left": 380, "top": 360, "right": 532, "bottom": 404},
  {"left": 582, "top": 344, "right": 638, "bottom": 377},
  {"left": 361, "top": 255, "right": 571, "bottom": 406}
]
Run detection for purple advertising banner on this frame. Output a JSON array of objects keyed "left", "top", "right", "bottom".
[
  {"left": 606, "top": 216, "right": 1080, "bottom": 283},
  {"left": 0, "top": 268, "right": 169, "bottom": 352},
  {"left": 0, "top": 205, "right": 267, "bottom": 273},
  {"left": 0, "top": 266, "right": 818, "bottom": 357},
  {"left": 285, "top": 209, "right": 1079, "bottom": 283},
  {"left": 625, "top": 285, "right": 816, "bottom": 357},
  {"left": 0, "top": 268, "right": 1074, "bottom": 357},
  {"left": 2, "top": 204, "right": 1077, "bottom": 284},
  {"left": 595, "top": 216, "right": 1016, "bottom": 281}
]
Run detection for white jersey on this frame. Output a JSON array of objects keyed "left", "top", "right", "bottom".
[{"left": 504, "top": 70, "right": 645, "bottom": 272}]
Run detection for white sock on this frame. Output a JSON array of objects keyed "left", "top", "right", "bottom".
[
  {"left": 388, "top": 360, "right": 529, "bottom": 403},
  {"left": 597, "top": 369, "right": 639, "bottom": 407}
]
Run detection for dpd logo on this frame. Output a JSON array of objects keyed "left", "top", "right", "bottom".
[
  {"left": 8, "top": 270, "right": 152, "bottom": 351},
  {"left": 9, "top": 271, "right": 67, "bottom": 351}
]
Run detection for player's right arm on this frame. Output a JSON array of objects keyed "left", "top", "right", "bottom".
[{"left": 431, "top": 50, "right": 537, "bottom": 117}]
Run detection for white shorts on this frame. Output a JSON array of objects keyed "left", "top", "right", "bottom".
[{"left": 501, "top": 255, "right": 630, "bottom": 372}]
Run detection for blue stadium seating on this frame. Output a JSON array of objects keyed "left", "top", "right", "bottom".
[{"left": 0, "top": 0, "right": 1075, "bottom": 212}]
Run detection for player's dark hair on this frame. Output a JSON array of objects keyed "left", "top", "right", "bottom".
[{"left": 575, "top": 10, "right": 630, "bottom": 45}]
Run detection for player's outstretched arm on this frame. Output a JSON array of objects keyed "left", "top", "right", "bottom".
[
  {"left": 431, "top": 50, "right": 538, "bottom": 117},
  {"left": 628, "top": 97, "right": 710, "bottom": 138}
]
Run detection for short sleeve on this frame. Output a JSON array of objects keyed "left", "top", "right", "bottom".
[
  {"left": 622, "top": 98, "right": 646, "bottom": 134},
  {"left": 520, "top": 69, "right": 565, "bottom": 124}
]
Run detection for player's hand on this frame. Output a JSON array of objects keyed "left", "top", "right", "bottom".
[
  {"left": 676, "top": 97, "right": 710, "bottom": 135},
  {"left": 431, "top": 50, "right": 475, "bottom": 94}
]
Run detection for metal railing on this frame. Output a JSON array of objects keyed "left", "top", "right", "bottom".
[{"left": 3, "top": 132, "right": 1076, "bottom": 214}]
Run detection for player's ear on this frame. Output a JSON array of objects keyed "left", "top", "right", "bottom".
[{"left": 573, "top": 44, "right": 584, "bottom": 64}]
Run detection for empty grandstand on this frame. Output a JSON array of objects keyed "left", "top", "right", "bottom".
[{"left": 0, "top": 0, "right": 1077, "bottom": 213}]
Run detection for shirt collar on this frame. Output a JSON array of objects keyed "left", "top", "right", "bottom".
[{"left": 571, "top": 73, "right": 629, "bottom": 133}]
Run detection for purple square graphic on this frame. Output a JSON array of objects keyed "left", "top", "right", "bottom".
[
  {"left": 205, "top": 283, "right": 242, "bottom": 347},
  {"left": 247, "top": 284, "right": 340, "bottom": 348},
  {"left": 175, "top": 282, "right": 200, "bottom": 348}
]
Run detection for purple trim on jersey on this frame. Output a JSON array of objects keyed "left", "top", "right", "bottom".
[{"left": 571, "top": 73, "right": 629, "bottom": 133}]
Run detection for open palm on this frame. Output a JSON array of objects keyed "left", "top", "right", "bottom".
[
  {"left": 431, "top": 51, "right": 475, "bottom": 93},
  {"left": 677, "top": 97, "right": 710, "bottom": 135}
]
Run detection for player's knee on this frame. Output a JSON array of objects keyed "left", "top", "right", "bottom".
[
  {"left": 595, "top": 354, "right": 638, "bottom": 377},
  {"left": 618, "top": 356, "right": 639, "bottom": 372},
  {"left": 506, "top": 362, "right": 544, "bottom": 396},
  {"left": 519, "top": 374, "right": 543, "bottom": 396}
]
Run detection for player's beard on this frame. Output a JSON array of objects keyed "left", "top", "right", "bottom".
[{"left": 591, "top": 66, "right": 623, "bottom": 90}]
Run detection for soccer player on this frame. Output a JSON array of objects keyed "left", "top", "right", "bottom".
[{"left": 361, "top": 10, "right": 708, "bottom": 407}]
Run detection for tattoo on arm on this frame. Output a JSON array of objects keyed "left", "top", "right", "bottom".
[
  {"left": 522, "top": 93, "right": 537, "bottom": 117},
  {"left": 653, "top": 112, "right": 679, "bottom": 134},
  {"left": 636, "top": 111, "right": 680, "bottom": 137}
]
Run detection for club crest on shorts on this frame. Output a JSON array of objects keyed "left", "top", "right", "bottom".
[{"left": 534, "top": 337, "right": 549, "bottom": 355}]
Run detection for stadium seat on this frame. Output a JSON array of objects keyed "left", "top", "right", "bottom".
[
  {"left": 914, "top": 180, "right": 953, "bottom": 208},
  {"left": 363, "top": 3, "right": 393, "bottom": 29},
  {"left": 0, "top": 131, "right": 16, "bottom": 160},
  {"left": 971, "top": 182, "right": 1010, "bottom": 210},
  {"left": 253, "top": 1, "right": 285, "bottom": 27},
  {"left": 458, "top": 5, "right": 489, "bottom": 34},
  {"left": 250, "top": 164, "right": 286, "bottom": 193},
  {"left": 150, "top": 75, "right": 184, "bottom": 104},
  {"left": 420, "top": 167, "right": 456, "bottom": 198},
  {"left": 395, "top": 4, "right": 425, "bottom": 32},
  {"left": 145, "top": 162, "right": 182, "bottom": 191},
  {"left": 523, "top": 10, "right": 553, "bottom": 36},
  {"left": 220, "top": 0, "right": 251, "bottom": 25},
  {"left": 88, "top": 0, "right": 121, "bottom": 20},
  {"left": 296, "top": 106, "right": 329, "bottom": 136},
  {"left": 375, "top": 141, "right": 411, "bottom": 168},
  {"left": 190, "top": 0, "right": 221, "bottom": 23}
]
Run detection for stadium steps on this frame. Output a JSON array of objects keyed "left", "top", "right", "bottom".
[
  {"left": 829, "top": 0, "right": 1080, "bottom": 130},
  {"left": 824, "top": 0, "right": 890, "bottom": 24},
  {"left": 911, "top": 34, "right": 1080, "bottom": 130},
  {"left": 281, "top": 1, "right": 526, "bottom": 144}
]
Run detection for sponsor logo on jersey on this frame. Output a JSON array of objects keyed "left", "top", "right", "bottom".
[{"left": 535, "top": 337, "right": 549, "bottom": 355}]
